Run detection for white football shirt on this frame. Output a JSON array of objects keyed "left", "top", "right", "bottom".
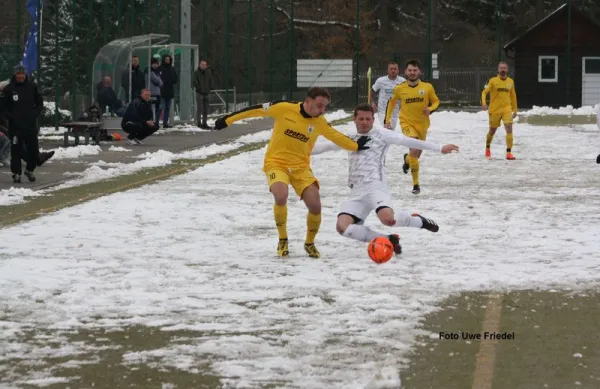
[
  {"left": 312, "top": 127, "right": 442, "bottom": 193},
  {"left": 372, "top": 75, "right": 406, "bottom": 126}
]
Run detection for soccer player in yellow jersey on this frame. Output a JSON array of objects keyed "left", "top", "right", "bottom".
[
  {"left": 213, "top": 87, "right": 371, "bottom": 258},
  {"left": 481, "top": 61, "right": 518, "bottom": 160},
  {"left": 384, "top": 59, "right": 440, "bottom": 195}
]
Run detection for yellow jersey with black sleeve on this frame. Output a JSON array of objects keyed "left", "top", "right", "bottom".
[
  {"left": 481, "top": 76, "right": 517, "bottom": 115},
  {"left": 384, "top": 81, "right": 440, "bottom": 131},
  {"left": 223, "top": 101, "right": 358, "bottom": 171}
]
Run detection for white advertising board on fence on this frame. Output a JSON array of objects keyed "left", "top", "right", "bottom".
[{"left": 297, "top": 59, "right": 353, "bottom": 88}]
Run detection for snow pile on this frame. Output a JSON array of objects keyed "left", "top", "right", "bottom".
[
  {"left": 0, "top": 187, "right": 44, "bottom": 205},
  {"left": 39, "top": 145, "right": 102, "bottom": 160},
  {"left": 521, "top": 104, "right": 600, "bottom": 116}
]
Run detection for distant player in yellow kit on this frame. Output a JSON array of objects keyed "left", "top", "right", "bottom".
[
  {"left": 214, "top": 87, "right": 371, "bottom": 258},
  {"left": 384, "top": 59, "right": 440, "bottom": 194},
  {"left": 481, "top": 61, "right": 518, "bottom": 160}
]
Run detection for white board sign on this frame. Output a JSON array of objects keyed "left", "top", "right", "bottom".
[{"left": 297, "top": 59, "right": 353, "bottom": 88}]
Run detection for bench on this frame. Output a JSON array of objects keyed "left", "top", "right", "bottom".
[{"left": 61, "top": 121, "right": 103, "bottom": 147}]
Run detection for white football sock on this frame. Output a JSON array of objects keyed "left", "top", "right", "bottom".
[
  {"left": 394, "top": 211, "right": 423, "bottom": 228},
  {"left": 342, "top": 224, "right": 386, "bottom": 243}
]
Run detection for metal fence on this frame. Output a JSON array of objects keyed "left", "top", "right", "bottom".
[{"left": 2, "top": 0, "right": 599, "bottom": 127}]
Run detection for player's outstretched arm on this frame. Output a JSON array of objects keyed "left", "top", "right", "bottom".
[
  {"left": 318, "top": 121, "right": 370, "bottom": 151},
  {"left": 311, "top": 139, "right": 341, "bottom": 155},
  {"left": 382, "top": 131, "right": 444, "bottom": 152},
  {"left": 214, "top": 100, "right": 282, "bottom": 130}
]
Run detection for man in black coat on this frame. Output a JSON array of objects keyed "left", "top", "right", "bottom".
[
  {"left": 158, "top": 54, "right": 178, "bottom": 128},
  {"left": 121, "top": 56, "right": 146, "bottom": 103},
  {"left": 0, "top": 65, "right": 44, "bottom": 183},
  {"left": 121, "top": 88, "right": 157, "bottom": 145},
  {"left": 193, "top": 59, "right": 214, "bottom": 129}
]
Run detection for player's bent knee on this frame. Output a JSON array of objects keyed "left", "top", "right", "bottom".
[
  {"left": 301, "top": 183, "right": 321, "bottom": 214},
  {"left": 270, "top": 182, "right": 289, "bottom": 205},
  {"left": 376, "top": 207, "right": 395, "bottom": 226},
  {"left": 336, "top": 214, "right": 356, "bottom": 235}
]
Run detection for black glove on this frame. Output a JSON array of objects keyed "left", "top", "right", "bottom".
[
  {"left": 214, "top": 117, "right": 227, "bottom": 130},
  {"left": 356, "top": 136, "right": 371, "bottom": 151}
]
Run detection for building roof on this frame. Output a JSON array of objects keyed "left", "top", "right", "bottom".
[
  {"left": 503, "top": 3, "right": 600, "bottom": 50},
  {"left": 504, "top": 4, "right": 568, "bottom": 50}
]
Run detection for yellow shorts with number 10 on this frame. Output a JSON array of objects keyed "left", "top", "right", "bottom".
[
  {"left": 265, "top": 167, "right": 320, "bottom": 198},
  {"left": 489, "top": 112, "right": 513, "bottom": 128}
]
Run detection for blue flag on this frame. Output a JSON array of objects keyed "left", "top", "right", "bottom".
[{"left": 21, "top": 0, "right": 42, "bottom": 75}]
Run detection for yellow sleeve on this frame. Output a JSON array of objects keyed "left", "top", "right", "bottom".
[
  {"left": 481, "top": 79, "right": 492, "bottom": 105},
  {"left": 384, "top": 86, "right": 401, "bottom": 124},
  {"left": 317, "top": 121, "right": 358, "bottom": 151},
  {"left": 510, "top": 82, "right": 518, "bottom": 113},
  {"left": 224, "top": 100, "right": 283, "bottom": 126},
  {"left": 428, "top": 85, "right": 440, "bottom": 112}
]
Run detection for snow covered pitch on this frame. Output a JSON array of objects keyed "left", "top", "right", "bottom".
[{"left": 0, "top": 110, "right": 599, "bottom": 388}]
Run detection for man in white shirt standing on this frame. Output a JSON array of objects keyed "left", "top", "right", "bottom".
[
  {"left": 312, "top": 103, "right": 459, "bottom": 256},
  {"left": 369, "top": 62, "right": 406, "bottom": 130}
]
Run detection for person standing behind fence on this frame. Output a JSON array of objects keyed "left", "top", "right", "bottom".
[
  {"left": 193, "top": 59, "right": 214, "bottom": 129},
  {"left": 158, "top": 54, "right": 178, "bottom": 128},
  {"left": 0, "top": 65, "right": 44, "bottom": 183},
  {"left": 370, "top": 62, "right": 405, "bottom": 130},
  {"left": 121, "top": 55, "right": 146, "bottom": 103},
  {"left": 145, "top": 56, "right": 163, "bottom": 126}
]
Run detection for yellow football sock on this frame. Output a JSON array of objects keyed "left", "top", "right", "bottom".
[
  {"left": 305, "top": 212, "right": 321, "bottom": 244},
  {"left": 273, "top": 204, "right": 288, "bottom": 240},
  {"left": 506, "top": 133, "right": 513, "bottom": 152},
  {"left": 408, "top": 155, "right": 420, "bottom": 186},
  {"left": 486, "top": 132, "right": 494, "bottom": 148}
]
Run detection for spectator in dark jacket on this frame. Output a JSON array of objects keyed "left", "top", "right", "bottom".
[
  {"left": 121, "top": 56, "right": 146, "bottom": 103},
  {"left": 0, "top": 65, "right": 44, "bottom": 183},
  {"left": 0, "top": 79, "right": 54, "bottom": 170},
  {"left": 121, "top": 88, "right": 157, "bottom": 145},
  {"left": 96, "top": 76, "right": 126, "bottom": 116},
  {"left": 193, "top": 59, "right": 214, "bottom": 129},
  {"left": 158, "top": 54, "right": 178, "bottom": 128},
  {"left": 145, "top": 56, "right": 163, "bottom": 125}
]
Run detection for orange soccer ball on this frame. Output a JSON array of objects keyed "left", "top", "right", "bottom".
[{"left": 367, "top": 236, "right": 394, "bottom": 264}]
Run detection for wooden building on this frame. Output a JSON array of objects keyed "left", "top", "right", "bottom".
[{"left": 503, "top": 3, "right": 600, "bottom": 108}]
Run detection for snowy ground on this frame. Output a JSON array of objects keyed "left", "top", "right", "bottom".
[{"left": 1, "top": 110, "right": 600, "bottom": 388}]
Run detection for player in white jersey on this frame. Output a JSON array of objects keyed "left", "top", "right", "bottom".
[
  {"left": 312, "top": 103, "right": 459, "bottom": 254},
  {"left": 369, "top": 62, "right": 405, "bottom": 129}
]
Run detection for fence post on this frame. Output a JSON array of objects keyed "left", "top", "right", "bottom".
[
  {"left": 16, "top": 0, "right": 22, "bottom": 53},
  {"left": 71, "top": 0, "right": 76, "bottom": 120},
  {"left": 37, "top": 0, "right": 42, "bottom": 87},
  {"left": 54, "top": 0, "right": 59, "bottom": 131},
  {"left": 355, "top": 0, "right": 360, "bottom": 105},
  {"left": 225, "top": 0, "right": 230, "bottom": 112},
  {"left": 289, "top": 0, "right": 294, "bottom": 101},
  {"left": 201, "top": 0, "right": 207, "bottom": 58},
  {"left": 566, "top": 0, "right": 572, "bottom": 105},
  {"left": 427, "top": 0, "right": 433, "bottom": 81},
  {"left": 497, "top": 0, "right": 503, "bottom": 62},
  {"left": 248, "top": 0, "right": 252, "bottom": 105},
  {"left": 166, "top": 0, "right": 171, "bottom": 39},
  {"left": 269, "top": 0, "right": 274, "bottom": 101}
]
